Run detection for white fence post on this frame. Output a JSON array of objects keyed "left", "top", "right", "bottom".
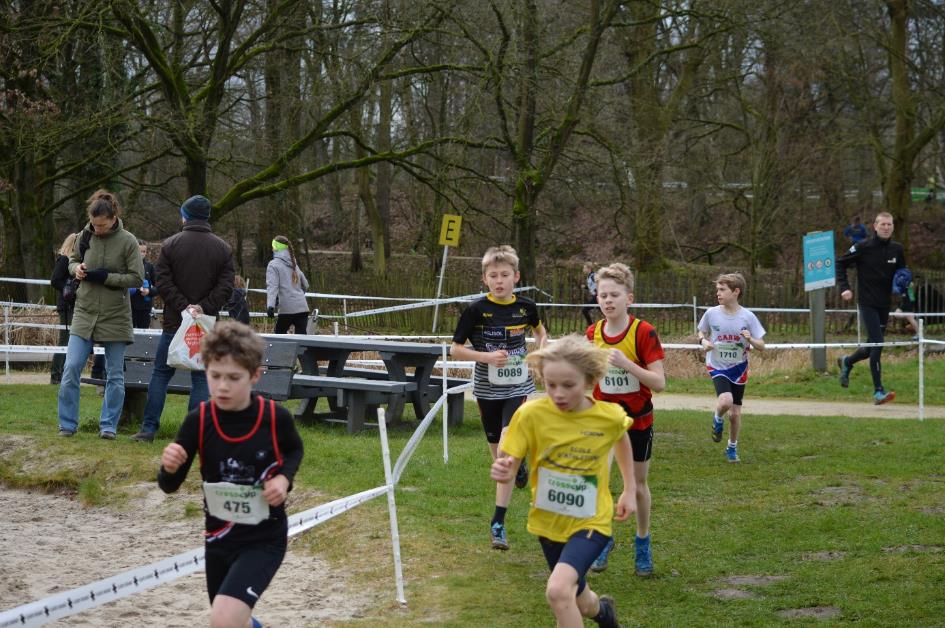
[
  {"left": 375, "top": 408, "right": 407, "bottom": 605},
  {"left": 4, "top": 304, "right": 10, "bottom": 379},
  {"left": 918, "top": 317, "right": 925, "bottom": 421},
  {"left": 442, "top": 344, "right": 449, "bottom": 464}
]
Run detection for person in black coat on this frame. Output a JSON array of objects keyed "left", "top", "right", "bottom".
[
  {"left": 130, "top": 239, "right": 156, "bottom": 329},
  {"left": 49, "top": 233, "right": 79, "bottom": 384}
]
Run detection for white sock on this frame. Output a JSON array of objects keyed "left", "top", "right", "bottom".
[
  {"left": 714, "top": 414, "right": 722, "bottom": 422},
  {"left": 728, "top": 440, "right": 737, "bottom": 448}
]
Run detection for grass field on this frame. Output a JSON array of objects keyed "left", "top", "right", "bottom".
[{"left": 2, "top": 369, "right": 945, "bottom": 626}]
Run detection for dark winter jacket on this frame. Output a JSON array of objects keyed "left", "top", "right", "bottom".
[
  {"left": 130, "top": 260, "right": 156, "bottom": 313},
  {"left": 836, "top": 235, "right": 906, "bottom": 309},
  {"left": 154, "top": 220, "right": 234, "bottom": 333},
  {"left": 50, "top": 253, "right": 72, "bottom": 314}
]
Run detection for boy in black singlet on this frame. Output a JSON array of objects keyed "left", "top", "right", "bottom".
[
  {"left": 159, "top": 321, "right": 304, "bottom": 628},
  {"left": 451, "top": 245, "right": 548, "bottom": 550}
]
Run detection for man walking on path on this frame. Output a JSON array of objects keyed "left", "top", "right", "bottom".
[
  {"left": 131, "top": 195, "right": 235, "bottom": 442},
  {"left": 835, "top": 212, "right": 904, "bottom": 405}
]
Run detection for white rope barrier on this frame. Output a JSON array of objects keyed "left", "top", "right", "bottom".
[{"left": 0, "top": 373, "right": 476, "bottom": 625}]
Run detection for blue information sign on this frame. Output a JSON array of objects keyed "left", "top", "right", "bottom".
[{"left": 803, "top": 231, "right": 835, "bottom": 291}]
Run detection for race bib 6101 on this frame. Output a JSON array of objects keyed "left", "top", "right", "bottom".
[{"left": 599, "top": 366, "right": 640, "bottom": 394}]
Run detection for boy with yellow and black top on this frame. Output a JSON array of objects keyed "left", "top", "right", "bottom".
[
  {"left": 492, "top": 335, "right": 633, "bottom": 628},
  {"left": 585, "top": 263, "right": 665, "bottom": 576},
  {"left": 451, "top": 245, "right": 548, "bottom": 551}
]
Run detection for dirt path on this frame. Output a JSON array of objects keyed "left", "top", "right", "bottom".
[
  {"left": 654, "top": 393, "right": 945, "bottom": 420},
  {"left": 0, "top": 485, "right": 373, "bottom": 626}
]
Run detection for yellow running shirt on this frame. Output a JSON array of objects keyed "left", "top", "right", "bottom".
[{"left": 501, "top": 396, "right": 631, "bottom": 542}]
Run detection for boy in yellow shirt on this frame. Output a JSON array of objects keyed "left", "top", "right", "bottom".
[{"left": 492, "top": 335, "right": 634, "bottom": 628}]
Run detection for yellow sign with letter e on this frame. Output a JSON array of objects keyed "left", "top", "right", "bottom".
[{"left": 438, "top": 214, "right": 462, "bottom": 247}]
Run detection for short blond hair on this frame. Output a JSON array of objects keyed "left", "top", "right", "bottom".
[
  {"left": 716, "top": 272, "right": 746, "bottom": 298},
  {"left": 596, "top": 262, "right": 634, "bottom": 293},
  {"left": 526, "top": 334, "right": 609, "bottom": 386},
  {"left": 482, "top": 245, "right": 519, "bottom": 273},
  {"left": 59, "top": 232, "right": 79, "bottom": 256},
  {"left": 874, "top": 211, "right": 894, "bottom": 224}
]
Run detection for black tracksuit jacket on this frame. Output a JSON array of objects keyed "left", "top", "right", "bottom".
[{"left": 835, "top": 235, "right": 905, "bottom": 309}]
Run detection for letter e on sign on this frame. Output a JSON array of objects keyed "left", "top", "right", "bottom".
[{"left": 439, "top": 214, "right": 462, "bottom": 247}]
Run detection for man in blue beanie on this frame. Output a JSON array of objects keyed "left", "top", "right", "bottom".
[{"left": 131, "top": 195, "right": 235, "bottom": 442}]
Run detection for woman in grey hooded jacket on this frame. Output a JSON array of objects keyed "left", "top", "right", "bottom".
[{"left": 266, "top": 235, "right": 310, "bottom": 334}]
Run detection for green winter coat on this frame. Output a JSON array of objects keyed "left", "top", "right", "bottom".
[{"left": 68, "top": 218, "right": 144, "bottom": 343}]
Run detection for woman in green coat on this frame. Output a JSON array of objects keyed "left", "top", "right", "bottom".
[{"left": 57, "top": 191, "right": 144, "bottom": 439}]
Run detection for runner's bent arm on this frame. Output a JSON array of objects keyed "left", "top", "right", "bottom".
[{"left": 157, "top": 411, "right": 201, "bottom": 493}]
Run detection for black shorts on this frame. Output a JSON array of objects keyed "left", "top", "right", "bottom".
[
  {"left": 629, "top": 426, "right": 653, "bottom": 463},
  {"left": 539, "top": 530, "right": 611, "bottom": 596},
  {"left": 477, "top": 396, "right": 526, "bottom": 444},
  {"left": 205, "top": 538, "right": 287, "bottom": 608},
  {"left": 712, "top": 377, "right": 745, "bottom": 406}
]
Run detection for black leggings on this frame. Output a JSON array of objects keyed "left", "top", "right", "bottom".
[
  {"left": 275, "top": 311, "right": 309, "bottom": 334},
  {"left": 847, "top": 305, "right": 889, "bottom": 391}
]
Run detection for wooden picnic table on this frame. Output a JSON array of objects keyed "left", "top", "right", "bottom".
[{"left": 262, "top": 334, "right": 451, "bottom": 425}]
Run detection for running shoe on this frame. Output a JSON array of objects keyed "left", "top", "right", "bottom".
[
  {"left": 711, "top": 416, "right": 724, "bottom": 442},
  {"left": 725, "top": 443, "right": 740, "bottom": 463},
  {"left": 595, "top": 594, "right": 621, "bottom": 628},
  {"left": 873, "top": 390, "right": 896, "bottom": 405},
  {"left": 590, "top": 536, "right": 616, "bottom": 573},
  {"left": 837, "top": 356, "right": 850, "bottom": 388},
  {"left": 490, "top": 522, "right": 509, "bottom": 550},
  {"left": 515, "top": 459, "right": 529, "bottom": 489},
  {"left": 634, "top": 535, "right": 653, "bottom": 577}
]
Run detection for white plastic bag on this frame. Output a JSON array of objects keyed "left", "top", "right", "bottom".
[{"left": 167, "top": 309, "right": 215, "bottom": 371}]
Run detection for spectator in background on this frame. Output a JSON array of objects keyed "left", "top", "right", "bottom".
[
  {"left": 581, "top": 262, "right": 599, "bottom": 326},
  {"left": 57, "top": 191, "right": 144, "bottom": 439},
  {"left": 892, "top": 267, "right": 919, "bottom": 337},
  {"left": 226, "top": 275, "right": 251, "bottom": 325},
  {"left": 266, "top": 235, "right": 310, "bottom": 334},
  {"left": 49, "top": 233, "right": 79, "bottom": 385},
  {"left": 842, "top": 215, "right": 869, "bottom": 245},
  {"left": 129, "top": 238, "right": 155, "bottom": 329},
  {"left": 131, "top": 194, "right": 235, "bottom": 442},
  {"left": 836, "top": 212, "right": 904, "bottom": 405}
]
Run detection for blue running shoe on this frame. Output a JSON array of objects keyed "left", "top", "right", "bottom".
[
  {"left": 873, "top": 390, "right": 896, "bottom": 405},
  {"left": 725, "top": 443, "right": 740, "bottom": 463},
  {"left": 590, "top": 536, "right": 616, "bottom": 573},
  {"left": 837, "top": 356, "right": 850, "bottom": 388},
  {"left": 634, "top": 535, "right": 653, "bottom": 577},
  {"left": 711, "top": 416, "right": 724, "bottom": 442},
  {"left": 490, "top": 522, "right": 509, "bottom": 550}
]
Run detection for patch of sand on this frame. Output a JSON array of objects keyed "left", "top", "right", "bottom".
[{"left": 0, "top": 487, "right": 375, "bottom": 626}]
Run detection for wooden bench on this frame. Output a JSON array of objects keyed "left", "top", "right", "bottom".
[
  {"left": 291, "top": 374, "right": 417, "bottom": 433},
  {"left": 80, "top": 333, "right": 298, "bottom": 423},
  {"left": 341, "top": 367, "right": 469, "bottom": 427},
  {"left": 80, "top": 333, "right": 432, "bottom": 433}
]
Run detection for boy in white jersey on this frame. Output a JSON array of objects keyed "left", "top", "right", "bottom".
[
  {"left": 492, "top": 335, "right": 633, "bottom": 628},
  {"left": 697, "top": 273, "right": 766, "bottom": 463}
]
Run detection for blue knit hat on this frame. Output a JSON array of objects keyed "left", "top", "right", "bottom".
[{"left": 180, "top": 195, "right": 211, "bottom": 221}]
